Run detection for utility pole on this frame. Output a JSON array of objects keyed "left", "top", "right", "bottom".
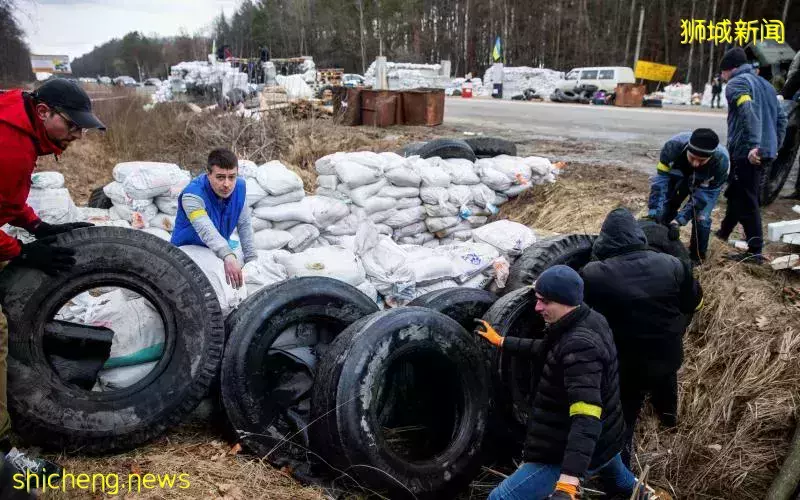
[{"left": 633, "top": 4, "right": 645, "bottom": 68}]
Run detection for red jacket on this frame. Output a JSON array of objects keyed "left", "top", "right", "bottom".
[{"left": 0, "top": 90, "right": 62, "bottom": 261}]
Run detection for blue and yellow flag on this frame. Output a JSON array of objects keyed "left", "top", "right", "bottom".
[{"left": 492, "top": 36, "right": 502, "bottom": 62}]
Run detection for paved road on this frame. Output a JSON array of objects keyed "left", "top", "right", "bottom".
[{"left": 443, "top": 97, "right": 729, "bottom": 172}]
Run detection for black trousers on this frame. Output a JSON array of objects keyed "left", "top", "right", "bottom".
[
  {"left": 661, "top": 178, "right": 712, "bottom": 261},
  {"left": 711, "top": 92, "right": 722, "bottom": 107},
  {"left": 719, "top": 158, "right": 769, "bottom": 255},
  {"left": 620, "top": 370, "right": 678, "bottom": 467}
]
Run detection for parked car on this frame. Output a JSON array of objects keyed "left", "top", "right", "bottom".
[
  {"left": 556, "top": 66, "right": 635, "bottom": 93},
  {"left": 144, "top": 78, "right": 162, "bottom": 87},
  {"left": 113, "top": 76, "right": 138, "bottom": 87},
  {"left": 98, "top": 76, "right": 112, "bottom": 85},
  {"left": 343, "top": 73, "right": 365, "bottom": 87}
]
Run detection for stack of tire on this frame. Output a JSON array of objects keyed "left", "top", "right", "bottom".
[{"left": 549, "top": 84, "right": 598, "bottom": 104}]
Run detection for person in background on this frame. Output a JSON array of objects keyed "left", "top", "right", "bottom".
[
  {"left": 715, "top": 47, "right": 787, "bottom": 264},
  {"left": 476, "top": 266, "right": 653, "bottom": 500},
  {"left": 646, "top": 128, "right": 729, "bottom": 264},
  {"left": 711, "top": 75, "right": 723, "bottom": 109},
  {"left": 171, "top": 148, "right": 257, "bottom": 288},
  {"left": 0, "top": 77, "right": 105, "bottom": 491},
  {"left": 581, "top": 208, "right": 703, "bottom": 467}
]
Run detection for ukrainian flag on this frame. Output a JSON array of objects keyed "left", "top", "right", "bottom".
[{"left": 492, "top": 36, "right": 502, "bottom": 62}]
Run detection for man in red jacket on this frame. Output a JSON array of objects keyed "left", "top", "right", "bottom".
[{"left": 0, "top": 78, "right": 103, "bottom": 490}]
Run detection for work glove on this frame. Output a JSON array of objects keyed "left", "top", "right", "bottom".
[
  {"left": 667, "top": 221, "right": 681, "bottom": 241},
  {"left": 32, "top": 221, "right": 94, "bottom": 239},
  {"left": 474, "top": 319, "right": 503, "bottom": 347},
  {"left": 13, "top": 237, "right": 76, "bottom": 275},
  {"left": 548, "top": 481, "right": 579, "bottom": 500}
]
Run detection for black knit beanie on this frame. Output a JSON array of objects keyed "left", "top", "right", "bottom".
[
  {"left": 688, "top": 128, "right": 719, "bottom": 158},
  {"left": 720, "top": 47, "right": 747, "bottom": 71},
  {"left": 534, "top": 265, "right": 584, "bottom": 307}
]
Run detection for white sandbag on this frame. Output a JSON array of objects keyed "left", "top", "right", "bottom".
[
  {"left": 442, "top": 159, "right": 480, "bottom": 185},
  {"left": 452, "top": 230, "right": 473, "bottom": 241},
  {"left": 253, "top": 200, "right": 315, "bottom": 223},
  {"left": 443, "top": 242, "right": 500, "bottom": 282},
  {"left": 243, "top": 258, "right": 288, "bottom": 296},
  {"left": 324, "top": 213, "right": 361, "bottom": 236},
  {"left": 165, "top": 170, "right": 192, "bottom": 198},
  {"left": 276, "top": 246, "right": 366, "bottom": 286},
  {"left": 475, "top": 159, "right": 513, "bottom": 191},
  {"left": 272, "top": 220, "right": 302, "bottom": 231},
  {"left": 323, "top": 234, "right": 357, "bottom": 251},
  {"left": 412, "top": 279, "right": 459, "bottom": 298},
  {"left": 316, "top": 175, "right": 339, "bottom": 190},
  {"left": 394, "top": 221, "right": 428, "bottom": 239},
  {"left": 142, "top": 227, "right": 172, "bottom": 240},
  {"left": 522, "top": 156, "right": 554, "bottom": 177},
  {"left": 335, "top": 160, "right": 382, "bottom": 188},
  {"left": 471, "top": 184, "right": 497, "bottom": 208},
  {"left": 448, "top": 185, "right": 473, "bottom": 208},
  {"left": 467, "top": 215, "right": 489, "bottom": 228},
  {"left": 369, "top": 209, "right": 397, "bottom": 224},
  {"left": 462, "top": 273, "right": 493, "bottom": 289},
  {"left": 287, "top": 224, "right": 320, "bottom": 253},
  {"left": 420, "top": 187, "right": 450, "bottom": 205},
  {"left": 110, "top": 203, "right": 157, "bottom": 227},
  {"left": 179, "top": 245, "right": 247, "bottom": 316},
  {"left": 245, "top": 177, "right": 268, "bottom": 207},
  {"left": 492, "top": 155, "right": 533, "bottom": 184},
  {"left": 423, "top": 203, "right": 458, "bottom": 218},
  {"left": 345, "top": 151, "right": 385, "bottom": 170},
  {"left": 379, "top": 152, "right": 406, "bottom": 171},
  {"left": 256, "top": 248, "right": 291, "bottom": 263},
  {"left": 154, "top": 195, "right": 178, "bottom": 215},
  {"left": 31, "top": 172, "right": 65, "bottom": 189},
  {"left": 253, "top": 229, "right": 294, "bottom": 250},
  {"left": 466, "top": 204, "right": 493, "bottom": 217},
  {"left": 95, "top": 219, "right": 132, "bottom": 228},
  {"left": 305, "top": 196, "right": 350, "bottom": 228},
  {"left": 336, "top": 184, "right": 351, "bottom": 195},
  {"left": 435, "top": 221, "right": 472, "bottom": 238},
  {"left": 97, "top": 362, "right": 157, "bottom": 390},
  {"left": 398, "top": 233, "right": 436, "bottom": 245},
  {"left": 378, "top": 185, "right": 420, "bottom": 199},
  {"left": 396, "top": 197, "right": 423, "bottom": 209},
  {"left": 123, "top": 167, "right": 187, "bottom": 199},
  {"left": 354, "top": 222, "right": 415, "bottom": 299},
  {"left": 112, "top": 161, "right": 181, "bottom": 184},
  {"left": 356, "top": 280, "right": 381, "bottom": 305},
  {"left": 254, "top": 189, "right": 305, "bottom": 208},
  {"left": 423, "top": 239, "right": 440, "bottom": 248},
  {"left": 149, "top": 213, "right": 176, "bottom": 232},
  {"left": 503, "top": 184, "right": 531, "bottom": 198},
  {"left": 384, "top": 206, "right": 426, "bottom": 229},
  {"left": 473, "top": 220, "right": 536, "bottom": 256},
  {"left": 426, "top": 216, "right": 460, "bottom": 233},
  {"left": 27, "top": 187, "right": 78, "bottom": 224},
  {"left": 238, "top": 159, "right": 259, "bottom": 179},
  {"left": 349, "top": 179, "right": 387, "bottom": 206},
  {"left": 376, "top": 224, "right": 393, "bottom": 235},
  {"left": 314, "top": 152, "right": 346, "bottom": 175},
  {"left": 386, "top": 167, "right": 421, "bottom": 187},
  {"left": 316, "top": 187, "right": 351, "bottom": 203},
  {"left": 360, "top": 196, "right": 396, "bottom": 214},
  {"left": 77, "top": 207, "right": 111, "bottom": 224},
  {"left": 418, "top": 162, "right": 451, "bottom": 188},
  {"left": 103, "top": 182, "right": 128, "bottom": 205},
  {"left": 256, "top": 160, "right": 304, "bottom": 196},
  {"left": 493, "top": 192, "right": 509, "bottom": 206},
  {"left": 252, "top": 217, "right": 273, "bottom": 231}
]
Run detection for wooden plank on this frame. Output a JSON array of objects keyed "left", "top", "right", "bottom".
[
  {"left": 784, "top": 233, "right": 800, "bottom": 245},
  {"left": 768, "top": 220, "right": 800, "bottom": 242}
]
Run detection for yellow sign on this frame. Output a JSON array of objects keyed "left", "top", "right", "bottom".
[{"left": 634, "top": 60, "right": 677, "bottom": 82}]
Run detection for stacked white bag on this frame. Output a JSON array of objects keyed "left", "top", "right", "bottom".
[
  {"left": 101, "top": 162, "right": 190, "bottom": 237},
  {"left": 1, "top": 172, "right": 80, "bottom": 243}
]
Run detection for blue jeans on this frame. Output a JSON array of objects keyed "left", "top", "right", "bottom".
[{"left": 488, "top": 453, "right": 636, "bottom": 500}]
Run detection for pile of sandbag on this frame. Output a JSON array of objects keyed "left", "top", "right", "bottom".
[
  {"left": 314, "top": 151, "right": 556, "bottom": 247},
  {"left": 1, "top": 172, "right": 80, "bottom": 243},
  {"left": 100, "top": 162, "right": 191, "bottom": 240},
  {"left": 238, "top": 159, "right": 350, "bottom": 253}
]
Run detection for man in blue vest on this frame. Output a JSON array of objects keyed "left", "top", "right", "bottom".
[{"left": 172, "top": 148, "right": 257, "bottom": 288}]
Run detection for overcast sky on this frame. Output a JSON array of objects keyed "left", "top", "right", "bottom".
[{"left": 17, "top": 0, "right": 241, "bottom": 60}]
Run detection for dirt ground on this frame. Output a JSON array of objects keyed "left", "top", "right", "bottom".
[{"left": 15, "top": 104, "right": 800, "bottom": 499}]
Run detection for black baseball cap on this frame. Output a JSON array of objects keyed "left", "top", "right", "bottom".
[{"left": 31, "top": 79, "right": 106, "bottom": 131}]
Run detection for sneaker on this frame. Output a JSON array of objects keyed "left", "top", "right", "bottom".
[
  {"left": 725, "top": 252, "right": 764, "bottom": 265},
  {"left": 5, "top": 448, "right": 62, "bottom": 486}
]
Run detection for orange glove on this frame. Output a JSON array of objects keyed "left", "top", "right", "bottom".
[
  {"left": 474, "top": 319, "right": 504, "bottom": 347},
  {"left": 548, "top": 481, "right": 579, "bottom": 499}
]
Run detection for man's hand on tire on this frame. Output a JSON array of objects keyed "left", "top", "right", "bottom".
[
  {"left": 224, "top": 254, "right": 243, "bottom": 289},
  {"left": 474, "top": 319, "right": 504, "bottom": 347},
  {"left": 13, "top": 237, "right": 76, "bottom": 275},
  {"left": 33, "top": 221, "right": 94, "bottom": 239}
]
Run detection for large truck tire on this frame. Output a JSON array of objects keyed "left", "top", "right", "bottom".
[
  {"left": 504, "top": 234, "right": 597, "bottom": 294},
  {"left": 416, "top": 138, "right": 477, "bottom": 162},
  {"left": 0, "top": 226, "right": 224, "bottom": 453}
]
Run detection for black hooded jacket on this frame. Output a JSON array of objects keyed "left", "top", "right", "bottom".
[
  {"left": 503, "top": 304, "right": 626, "bottom": 478},
  {"left": 581, "top": 208, "right": 703, "bottom": 378}
]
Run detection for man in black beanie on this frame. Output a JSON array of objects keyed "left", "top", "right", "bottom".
[
  {"left": 476, "top": 266, "right": 654, "bottom": 499},
  {"left": 715, "top": 47, "right": 787, "bottom": 264},
  {"left": 646, "top": 129, "right": 729, "bottom": 264}
]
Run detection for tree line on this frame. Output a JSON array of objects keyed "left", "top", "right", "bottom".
[
  {"left": 10, "top": 0, "right": 800, "bottom": 90},
  {"left": 0, "top": 0, "right": 34, "bottom": 85}
]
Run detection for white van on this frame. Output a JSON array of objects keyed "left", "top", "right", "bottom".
[{"left": 557, "top": 67, "right": 636, "bottom": 93}]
